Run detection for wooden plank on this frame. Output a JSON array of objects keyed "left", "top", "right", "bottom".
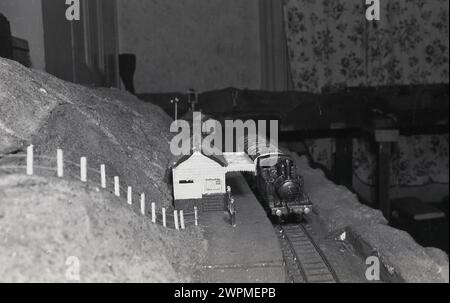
[
  {"left": 375, "top": 129, "right": 399, "bottom": 142},
  {"left": 377, "top": 142, "right": 392, "bottom": 221},
  {"left": 334, "top": 136, "right": 353, "bottom": 189},
  {"left": 392, "top": 198, "right": 445, "bottom": 221},
  {"left": 0, "top": 13, "right": 13, "bottom": 59},
  {"left": 330, "top": 121, "right": 347, "bottom": 129}
]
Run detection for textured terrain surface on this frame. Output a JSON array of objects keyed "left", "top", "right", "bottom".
[
  {"left": 289, "top": 152, "right": 449, "bottom": 283},
  {"left": 0, "top": 174, "right": 205, "bottom": 282},
  {"left": 0, "top": 58, "right": 206, "bottom": 282}
]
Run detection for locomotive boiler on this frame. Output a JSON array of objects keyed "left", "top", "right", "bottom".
[{"left": 243, "top": 135, "right": 312, "bottom": 221}]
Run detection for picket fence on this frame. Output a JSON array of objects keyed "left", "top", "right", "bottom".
[{"left": 0, "top": 145, "right": 198, "bottom": 230}]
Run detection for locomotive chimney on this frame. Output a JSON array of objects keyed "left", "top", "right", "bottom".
[{"left": 285, "top": 159, "right": 292, "bottom": 179}]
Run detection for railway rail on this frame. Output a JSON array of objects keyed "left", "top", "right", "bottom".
[{"left": 277, "top": 223, "right": 340, "bottom": 283}]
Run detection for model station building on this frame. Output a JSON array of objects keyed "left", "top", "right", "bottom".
[{"left": 172, "top": 149, "right": 254, "bottom": 211}]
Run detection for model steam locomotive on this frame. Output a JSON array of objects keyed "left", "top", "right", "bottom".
[{"left": 243, "top": 135, "right": 312, "bottom": 221}]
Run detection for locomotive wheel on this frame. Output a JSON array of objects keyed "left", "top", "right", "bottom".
[
  {"left": 268, "top": 213, "right": 282, "bottom": 224},
  {"left": 295, "top": 214, "right": 305, "bottom": 223},
  {"left": 284, "top": 213, "right": 304, "bottom": 223}
]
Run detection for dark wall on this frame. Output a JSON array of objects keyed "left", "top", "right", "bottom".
[{"left": 42, "top": 0, "right": 119, "bottom": 87}]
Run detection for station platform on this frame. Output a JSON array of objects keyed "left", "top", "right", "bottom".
[{"left": 196, "top": 172, "right": 285, "bottom": 283}]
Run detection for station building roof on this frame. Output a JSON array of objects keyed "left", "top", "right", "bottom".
[
  {"left": 173, "top": 149, "right": 228, "bottom": 169},
  {"left": 223, "top": 152, "right": 255, "bottom": 173}
]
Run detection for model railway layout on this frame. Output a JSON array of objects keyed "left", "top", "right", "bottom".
[{"left": 240, "top": 134, "right": 339, "bottom": 282}]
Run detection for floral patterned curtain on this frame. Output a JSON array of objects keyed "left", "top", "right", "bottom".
[{"left": 284, "top": 0, "right": 449, "bottom": 92}]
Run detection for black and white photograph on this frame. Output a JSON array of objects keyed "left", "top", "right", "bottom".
[{"left": 0, "top": 0, "right": 448, "bottom": 291}]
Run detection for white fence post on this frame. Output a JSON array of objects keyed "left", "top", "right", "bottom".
[
  {"left": 100, "top": 164, "right": 106, "bottom": 188},
  {"left": 151, "top": 202, "right": 156, "bottom": 223},
  {"left": 114, "top": 176, "right": 120, "bottom": 197},
  {"left": 26, "top": 145, "right": 33, "bottom": 175},
  {"left": 57, "top": 149, "right": 63, "bottom": 177},
  {"left": 80, "top": 157, "right": 87, "bottom": 182},
  {"left": 174, "top": 210, "right": 179, "bottom": 230},
  {"left": 180, "top": 210, "right": 185, "bottom": 230},
  {"left": 127, "top": 186, "right": 132, "bottom": 205},
  {"left": 162, "top": 207, "right": 167, "bottom": 227},
  {"left": 194, "top": 206, "right": 198, "bottom": 226},
  {"left": 140, "top": 193, "right": 145, "bottom": 215}
]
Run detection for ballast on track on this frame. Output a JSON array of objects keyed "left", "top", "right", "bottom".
[{"left": 277, "top": 224, "right": 339, "bottom": 283}]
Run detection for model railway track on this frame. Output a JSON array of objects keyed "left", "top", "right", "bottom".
[{"left": 277, "top": 224, "right": 339, "bottom": 283}]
